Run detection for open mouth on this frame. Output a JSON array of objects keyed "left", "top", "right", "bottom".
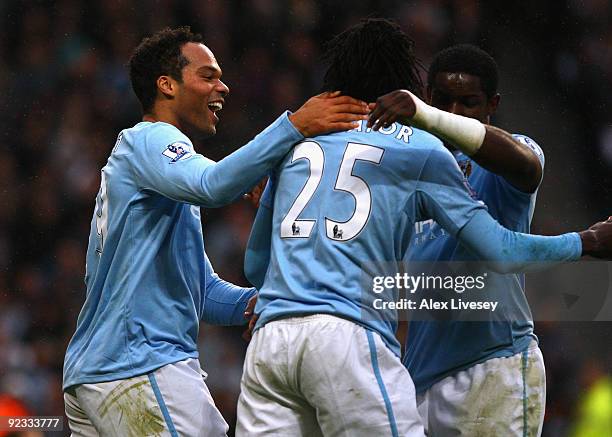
[
  {"left": 207, "top": 101, "right": 223, "bottom": 113},
  {"left": 207, "top": 101, "right": 223, "bottom": 124}
]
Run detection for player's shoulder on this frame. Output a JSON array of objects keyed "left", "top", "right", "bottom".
[
  {"left": 141, "top": 121, "right": 191, "bottom": 145},
  {"left": 377, "top": 123, "right": 446, "bottom": 153},
  {"left": 372, "top": 126, "right": 457, "bottom": 176},
  {"left": 389, "top": 128, "right": 462, "bottom": 184},
  {"left": 416, "top": 128, "right": 452, "bottom": 153},
  {"left": 512, "top": 133, "right": 545, "bottom": 163},
  {"left": 315, "top": 123, "right": 450, "bottom": 173},
  {"left": 323, "top": 122, "right": 442, "bottom": 149},
  {"left": 124, "top": 121, "right": 193, "bottom": 157},
  {"left": 411, "top": 128, "right": 457, "bottom": 163}
]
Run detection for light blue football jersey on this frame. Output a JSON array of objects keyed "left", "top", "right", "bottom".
[
  {"left": 63, "top": 112, "right": 304, "bottom": 389},
  {"left": 244, "top": 125, "right": 578, "bottom": 357},
  {"left": 404, "top": 134, "right": 547, "bottom": 393}
]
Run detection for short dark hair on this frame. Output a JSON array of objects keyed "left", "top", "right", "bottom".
[
  {"left": 428, "top": 44, "right": 499, "bottom": 98},
  {"left": 322, "top": 18, "right": 424, "bottom": 102},
  {"left": 128, "top": 26, "right": 204, "bottom": 113}
]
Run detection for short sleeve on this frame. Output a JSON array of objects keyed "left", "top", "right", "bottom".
[{"left": 512, "top": 134, "right": 545, "bottom": 169}]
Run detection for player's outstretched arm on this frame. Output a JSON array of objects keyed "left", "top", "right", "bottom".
[
  {"left": 456, "top": 212, "right": 612, "bottom": 269},
  {"left": 132, "top": 93, "right": 368, "bottom": 208},
  {"left": 206, "top": 92, "right": 369, "bottom": 205},
  {"left": 415, "top": 148, "right": 612, "bottom": 273},
  {"left": 368, "top": 90, "right": 542, "bottom": 192},
  {"left": 455, "top": 210, "right": 581, "bottom": 273},
  {"left": 201, "top": 253, "right": 257, "bottom": 326}
]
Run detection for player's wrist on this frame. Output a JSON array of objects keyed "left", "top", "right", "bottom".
[
  {"left": 410, "top": 91, "right": 486, "bottom": 156},
  {"left": 287, "top": 112, "right": 306, "bottom": 137},
  {"left": 578, "top": 230, "right": 597, "bottom": 257}
]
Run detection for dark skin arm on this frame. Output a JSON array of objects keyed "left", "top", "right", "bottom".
[
  {"left": 368, "top": 90, "right": 543, "bottom": 193},
  {"left": 471, "top": 126, "right": 542, "bottom": 193}
]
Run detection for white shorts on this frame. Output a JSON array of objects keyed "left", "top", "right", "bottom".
[
  {"left": 64, "top": 358, "right": 229, "bottom": 437},
  {"left": 417, "top": 341, "right": 546, "bottom": 436},
  {"left": 236, "top": 314, "right": 425, "bottom": 436}
]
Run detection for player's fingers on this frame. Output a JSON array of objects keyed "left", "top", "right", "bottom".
[
  {"left": 248, "top": 314, "right": 258, "bottom": 332},
  {"left": 325, "top": 114, "right": 368, "bottom": 125},
  {"left": 368, "top": 106, "right": 386, "bottom": 128},
  {"left": 328, "top": 103, "right": 371, "bottom": 115},
  {"left": 373, "top": 115, "right": 395, "bottom": 131},
  {"left": 243, "top": 192, "right": 261, "bottom": 208},
  {"left": 327, "top": 95, "right": 368, "bottom": 107},
  {"left": 318, "top": 90, "right": 341, "bottom": 98},
  {"left": 329, "top": 113, "right": 368, "bottom": 124},
  {"left": 326, "top": 121, "right": 361, "bottom": 132},
  {"left": 314, "top": 90, "right": 339, "bottom": 98},
  {"left": 372, "top": 111, "right": 397, "bottom": 131},
  {"left": 368, "top": 98, "right": 396, "bottom": 127}
]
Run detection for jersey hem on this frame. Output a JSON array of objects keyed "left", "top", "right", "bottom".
[
  {"left": 62, "top": 352, "right": 199, "bottom": 391},
  {"left": 411, "top": 333, "right": 536, "bottom": 394}
]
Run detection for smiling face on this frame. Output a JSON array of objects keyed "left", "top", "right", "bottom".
[
  {"left": 166, "top": 42, "right": 229, "bottom": 139},
  {"left": 427, "top": 72, "right": 499, "bottom": 124}
]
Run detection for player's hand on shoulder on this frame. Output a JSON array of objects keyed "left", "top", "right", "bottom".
[
  {"left": 289, "top": 91, "right": 369, "bottom": 137},
  {"left": 579, "top": 216, "right": 612, "bottom": 259},
  {"left": 368, "top": 89, "right": 418, "bottom": 131}
]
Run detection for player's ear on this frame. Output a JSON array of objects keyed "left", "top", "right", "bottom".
[
  {"left": 488, "top": 93, "right": 500, "bottom": 116},
  {"left": 157, "top": 75, "right": 177, "bottom": 99}
]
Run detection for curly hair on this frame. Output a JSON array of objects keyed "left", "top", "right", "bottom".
[
  {"left": 128, "top": 26, "right": 204, "bottom": 112},
  {"left": 428, "top": 44, "right": 499, "bottom": 98},
  {"left": 322, "top": 18, "right": 424, "bottom": 101}
]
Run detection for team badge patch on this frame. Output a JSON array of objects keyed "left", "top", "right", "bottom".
[
  {"left": 162, "top": 142, "right": 193, "bottom": 163},
  {"left": 513, "top": 134, "right": 544, "bottom": 160}
]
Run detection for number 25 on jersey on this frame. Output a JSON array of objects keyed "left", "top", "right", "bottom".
[{"left": 280, "top": 141, "right": 383, "bottom": 242}]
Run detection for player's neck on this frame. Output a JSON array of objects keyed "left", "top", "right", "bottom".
[{"left": 143, "top": 105, "right": 180, "bottom": 129}]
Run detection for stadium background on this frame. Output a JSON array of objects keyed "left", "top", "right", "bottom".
[{"left": 0, "top": 0, "right": 610, "bottom": 435}]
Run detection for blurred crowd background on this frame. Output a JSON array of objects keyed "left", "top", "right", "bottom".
[{"left": 0, "top": 0, "right": 610, "bottom": 436}]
